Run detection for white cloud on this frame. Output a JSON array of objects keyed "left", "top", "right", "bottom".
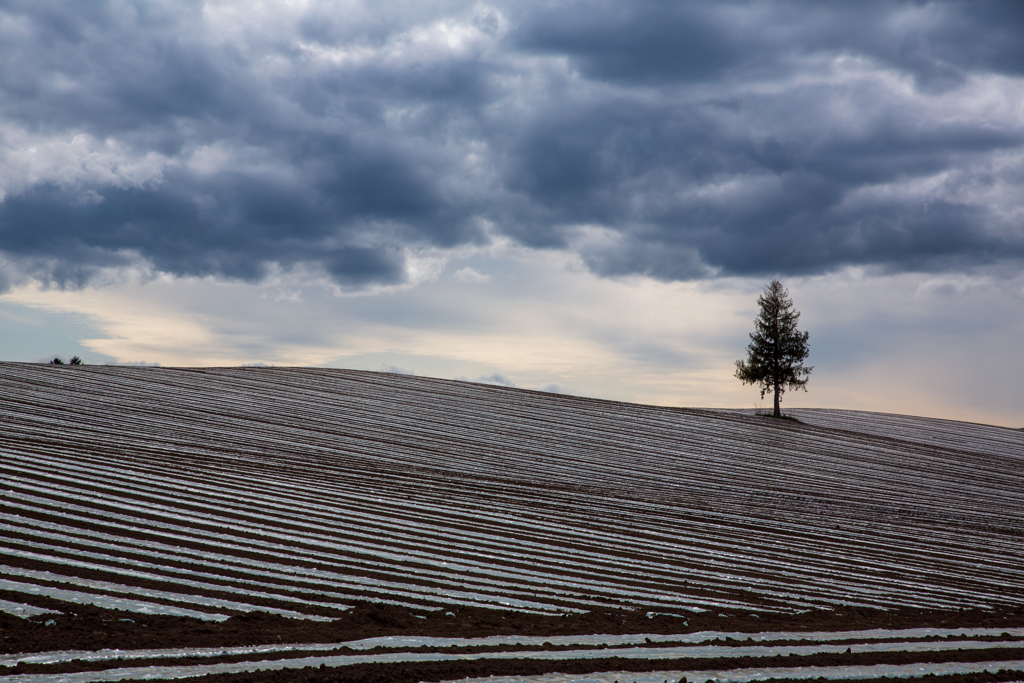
[
  {"left": 381, "top": 364, "right": 415, "bottom": 375},
  {"left": 453, "top": 266, "right": 490, "bottom": 283},
  {"left": 0, "top": 126, "right": 169, "bottom": 201},
  {"left": 472, "top": 373, "right": 515, "bottom": 387},
  {"left": 533, "top": 382, "right": 566, "bottom": 394}
]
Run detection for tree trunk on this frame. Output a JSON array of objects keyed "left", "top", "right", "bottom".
[{"left": 773, "top": 382, "right": 781, "bottom": 417}]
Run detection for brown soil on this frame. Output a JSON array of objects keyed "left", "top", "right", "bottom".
[{"left": 2, "top": 598, "right": 1022, "bottom": 654}]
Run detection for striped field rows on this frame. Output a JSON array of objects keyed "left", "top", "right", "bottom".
[
  {"left": 1, "top": 363, "right": 1022, "bottom": 622},
  {"left": 1, "top": 362, "right": 1023, "bottom": 683}
]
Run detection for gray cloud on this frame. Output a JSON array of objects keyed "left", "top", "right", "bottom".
[
  {"left": 381, "top": 364, "right": 416, "bottom": 375},
  {"left": 514, "top": 1, "right": 757, "bottom": 85},
  {"left": 1, "top": 0, "right": 1022, "bottom": 288},
  {"left": 461, "top": 373, "right": 517, "bottom": 388},
  {"left": 515, "top": 1, "right": 1024, "bottom": 89}
]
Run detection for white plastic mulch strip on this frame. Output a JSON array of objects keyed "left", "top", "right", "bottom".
[
  {"left": 0, "top": 544, "right": 351, "bottom": 617},
  {"left": 4, "top": 652, "right": 1024, "bottom": 683},
  {"left": 447, "top": 660, "right": 1024, "bottom": 683},
  {"left": 0, "top": 578, "right": 228, "bottom": 621},
  {"left": 0, "top": 642, "right": 345, "bottom": 667},
  {"left": 330, "top": 628, "right": 1024, "bottom": 653},
  {"left": 0, "top": 566, "right": 333, "bottom": 622},
  {"left": 6, "top": 627, "right": 1024, "bottom": 667},
  {"left": 4, "top": 640, "right": 1023, "bottom": 682},
  {"left": 0, "top": 598, "right": 57, "bottom": 618}
]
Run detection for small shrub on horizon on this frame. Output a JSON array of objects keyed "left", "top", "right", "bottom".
[{"left": 48, "top": 356, "right": 84, "bottom": 365}]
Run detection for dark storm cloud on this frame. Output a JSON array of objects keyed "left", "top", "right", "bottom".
[
  {"left": 516, "top": 1, "right": 745, "bottom": 84},
  {"left": 516, "top": 0, "right": 1024, "bottom": 89},
  {"left": 0, "top": 0, "right": 1022, "bottom": 288}
]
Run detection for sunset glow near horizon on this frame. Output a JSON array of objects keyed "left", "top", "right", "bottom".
[{"left": 1, "top": 1, "right": 1022, "bottom": 428}]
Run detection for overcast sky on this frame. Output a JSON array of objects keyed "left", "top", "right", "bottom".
[{"left": 1, "top": 0, "right": 1022, "bottom": 427}]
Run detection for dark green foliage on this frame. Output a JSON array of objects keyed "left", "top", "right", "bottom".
[
  {"left": 735, "top": 280, "right": 812, "bottom": 417},
  {"left": 48, "top": 356, "right": 84, "bottom": 365}
]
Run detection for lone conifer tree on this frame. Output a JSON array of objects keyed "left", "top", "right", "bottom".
[{"left": 735, "top": 280, "right": 812, "bottom": 417}]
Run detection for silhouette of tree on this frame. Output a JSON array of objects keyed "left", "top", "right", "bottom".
[{"left": 735, "top": 280, "right": 812, "bottom": 418}]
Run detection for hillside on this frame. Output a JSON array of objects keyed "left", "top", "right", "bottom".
[{"left": 0, "top": 362, "right": 1022, "bottom": 682}]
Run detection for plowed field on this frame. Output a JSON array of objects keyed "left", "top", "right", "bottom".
[{"left": 0, "top": 362, "right": 1021, "bottom": 682}]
